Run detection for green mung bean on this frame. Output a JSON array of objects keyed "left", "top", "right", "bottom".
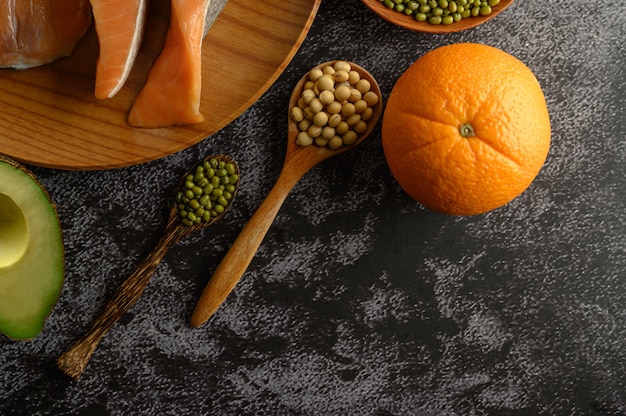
[
  {"left": 375, "top": 0, "right": 497, "bottom": 25},
  {"left": 176, "top": 156, "right": 239, "bottom": 226}
]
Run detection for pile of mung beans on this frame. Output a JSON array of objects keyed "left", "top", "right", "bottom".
[
  {"left": 290, "top": 61, "right": 379, "bottom": 150},
  {"left": 378, "top": 0, "right": 501, "bottom": 25},
  {"left": 175, "top": 157, "right": 239, "bottom": 226}
]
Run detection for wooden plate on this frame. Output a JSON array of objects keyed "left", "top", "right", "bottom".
[
  {"left": 361, "top": 0, "right": 514, "bottom": 34},
  {"left": 0, "top": 0, "right": 321, "bottom": 170}
]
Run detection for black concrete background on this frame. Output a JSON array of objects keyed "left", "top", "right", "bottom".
[{"left": 1, "top": 1, "right": 625, "bottom": 415}]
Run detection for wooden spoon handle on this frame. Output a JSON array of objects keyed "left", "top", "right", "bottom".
[
  {"left": 190, "top": 168, "right": 301, "bottom": 327},
  {"left": 56, "top": 233, "right": 174, "bottom": 380}
]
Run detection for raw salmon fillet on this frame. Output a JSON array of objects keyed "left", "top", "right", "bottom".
[
  {"left": 0, "top": 0, "right": 92, "bottom": 69},
  {"left": 127, "top": 0, "right": 211, "bottom": 128},
  {"left": 90, "top": 0, "right": 149, "bottom": 99}
]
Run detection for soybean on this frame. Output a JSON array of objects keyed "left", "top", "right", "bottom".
[{"left": 290, "top": 61, "right": 380, "bottom": 149}]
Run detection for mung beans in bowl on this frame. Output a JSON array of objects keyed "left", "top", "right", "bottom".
[{"left": 361, "top": 0, "right": 514, "bottom": 34}]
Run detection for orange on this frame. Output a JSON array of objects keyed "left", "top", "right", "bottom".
[{"left": 382, "top": 43, "right": 551, "bottom": 215}]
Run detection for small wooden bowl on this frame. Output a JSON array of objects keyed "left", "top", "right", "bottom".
[{"left": 361, "top": 0, "right": 514, "bottom": 34}]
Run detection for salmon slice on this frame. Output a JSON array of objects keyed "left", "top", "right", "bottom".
[
  {"left": 90, "top": 0, "right": 149, "bottom": 99},
  {"left": 0, "top": 0, "right": 92, "bottom": 69},
  {"left": 127, "top": 0, "right": 211, "bottom": 128}
]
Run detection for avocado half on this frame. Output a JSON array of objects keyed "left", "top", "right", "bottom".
[{"left": 0, "top": 155, "right": 64, "bottom": 340}]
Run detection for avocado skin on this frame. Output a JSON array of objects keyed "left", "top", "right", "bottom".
[{"left": 0, "top": 155, "right": 65, "bottom": 340}]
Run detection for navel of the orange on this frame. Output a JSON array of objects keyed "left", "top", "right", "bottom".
[{"left": 382, "top": 43, "right": 551, "bottom": 215}]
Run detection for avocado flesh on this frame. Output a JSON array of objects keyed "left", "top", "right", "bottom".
[
  {"left": 0, "top": 193, "right": 28, "bottom": 267},
  {"left": 0, "top": 158, "right": 64, "bottom": 340}
]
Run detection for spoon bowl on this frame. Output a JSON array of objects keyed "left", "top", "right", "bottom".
[
  {"left": 285, "top": 60, "right": 383, "bottom": 162},
  {"left": 57, "top": 154, "right": 239, "bottom": 380},
  {"left": 361, "top": 0, "right": 515, "bottom": 34},
  {"left": 190, "top": 60, "right": 382, "bottom": 327}
]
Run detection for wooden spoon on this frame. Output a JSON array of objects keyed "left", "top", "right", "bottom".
[
  {"left": 190, "top": 60, "right": 382, "bottom": 328},
  {"left": 56, "top": 154, "right": 240, "bottom": 380}
]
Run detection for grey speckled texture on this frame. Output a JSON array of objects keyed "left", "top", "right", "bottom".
[
  {"left": 204, "top": 0, "right": 227, "bottom": 36},
  {"left": 1, "top": 1, "right": 625, "bottom": 415}
]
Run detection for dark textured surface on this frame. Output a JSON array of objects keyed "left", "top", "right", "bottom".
[{"left": 1, "top": 1, "right": 625, "bottom": 415}]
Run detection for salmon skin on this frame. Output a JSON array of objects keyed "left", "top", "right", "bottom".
[
  {"left": 127, "top": 0, "right": 211, "bottom": 128},
  {"left": 0, "top": 0, "right": 92, "bottom": 69},
  {"left": 90, "top": 0, "right": 149, "bottom": 99}
]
